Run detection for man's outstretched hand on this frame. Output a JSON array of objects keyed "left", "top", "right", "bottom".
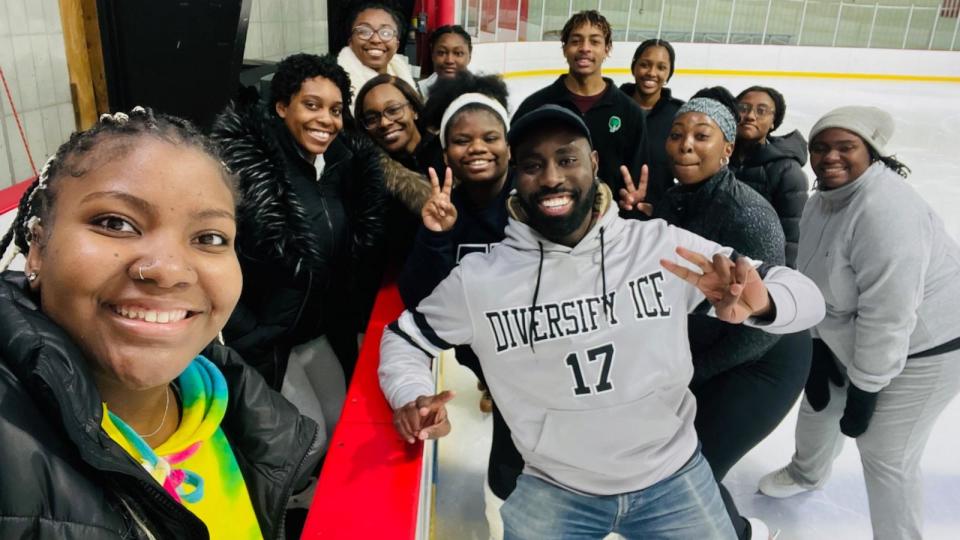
[
  {"left": 661, "top": 246, "right": 772, "bottom": 323},
  {"left": 393, "top": 390, "right": 456, "bottom": 443}
]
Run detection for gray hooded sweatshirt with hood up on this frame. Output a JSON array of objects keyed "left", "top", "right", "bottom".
[{"left": 380, "top": 185, "right": 825, "bottom": 496}]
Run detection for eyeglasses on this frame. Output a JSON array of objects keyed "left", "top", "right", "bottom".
[
  {"left": 362, "top": 102, "right": 410, "bottom": 129},
  {"left": 737, "top": 103, "right": 774, "bottom": 118},
  {"left": 352, "top": 25, "right": 397, "bottom": 42}
]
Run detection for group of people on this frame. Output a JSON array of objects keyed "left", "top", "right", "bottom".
[{"left": 0, "top": 2, "right": 957, "bottom": 540}]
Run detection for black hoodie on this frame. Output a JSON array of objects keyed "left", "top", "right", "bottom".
[{"left": 730, "top": 130, "right": 810, "bottom": 268}]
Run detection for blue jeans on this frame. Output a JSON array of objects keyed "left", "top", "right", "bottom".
[{"left": 500, "top": 450, "right": 736, "bottom": 539}]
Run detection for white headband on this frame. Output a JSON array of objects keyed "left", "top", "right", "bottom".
[{"left": 439, "top": 93, "right": 511, "bottom": 149}]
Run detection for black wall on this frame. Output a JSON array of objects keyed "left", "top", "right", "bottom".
[{"left": 97, "top": 0, "right": 252, "bottom": 130}]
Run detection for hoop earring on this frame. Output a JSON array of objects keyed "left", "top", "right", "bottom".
[{"left": 721, "top": 156, "right": 730, "bottom": 166}]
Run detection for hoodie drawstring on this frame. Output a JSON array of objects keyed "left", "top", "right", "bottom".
[
  {"left": 599, "top": 227, "right": 612, "bottom": 325},
  {"left": 529, "top": 241, "right": 544, "bottom": 353}
]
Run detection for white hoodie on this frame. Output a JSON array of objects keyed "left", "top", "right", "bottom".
[{"left": 380, "top": 191, "right": 825, "bottom": 495}]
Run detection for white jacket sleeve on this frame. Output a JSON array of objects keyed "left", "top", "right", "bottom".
[
  {"left": 670, "top": 223, "right": 825, "bottom": 333},
  {"left": 745, "top": 265, "right": 826, "bottom": 334},
  {"left": 847, "top": 207, "right": 931, "bottom": 392},
  {"left": 379, "top": 266, "right": 475, "bottom": 409}
]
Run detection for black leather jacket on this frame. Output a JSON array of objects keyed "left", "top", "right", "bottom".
[
  {"left": 0, "top": 272, "right": 321, "bottom": 539},
  {"left": 212, "top": 94, "right": 387, "bottom": 386}
]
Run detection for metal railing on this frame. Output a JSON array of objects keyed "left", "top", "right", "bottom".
[{"left": 459, "top": 0, "right": 960, "bottom": 51}]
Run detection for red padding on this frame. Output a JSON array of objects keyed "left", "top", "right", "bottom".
[
  {"left": 302, "top": 280, "right": 422, "bottom": 539},
  {"left": 0, "top": 178, "right": 33, "bottom": 214}
]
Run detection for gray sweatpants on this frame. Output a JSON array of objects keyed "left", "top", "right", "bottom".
[
  {"left": 281, "top": 335, "right": 347, "bottom": 455},
  {"left": 786, "top": 349, "right": 960, "bottom": 540}
]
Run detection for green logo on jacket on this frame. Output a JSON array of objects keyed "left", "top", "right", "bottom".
[{"left": 609, "top": 116, "right": 622, "bottom": 133}]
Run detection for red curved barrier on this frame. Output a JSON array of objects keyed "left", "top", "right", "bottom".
[
  {"left": 0, "top": 179, "right": 32, "bottom": 213},
  {"left": 301, "top": 280, "right": 424, "bottom": 539}
]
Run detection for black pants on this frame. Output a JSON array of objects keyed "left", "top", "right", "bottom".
[{"left": 693, "top": 330, "right": 812, "bottom": 539}]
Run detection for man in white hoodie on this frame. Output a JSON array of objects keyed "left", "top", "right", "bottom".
[{"left": 379, "top": 105, "right": 826, "bottom": 539}]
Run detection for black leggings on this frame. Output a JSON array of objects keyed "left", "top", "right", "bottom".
[{"left": 693, "top": 330, "right": 812, "bottom": 539}]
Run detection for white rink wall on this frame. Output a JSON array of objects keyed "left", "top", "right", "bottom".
[{"left": 470, "top": 42, "right": 960, "bottom": 240}]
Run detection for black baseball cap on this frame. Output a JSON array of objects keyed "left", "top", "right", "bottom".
[{"left": 508, "top": 104, "right": 594, "bottom": 149}]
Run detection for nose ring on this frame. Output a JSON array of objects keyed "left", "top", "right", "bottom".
[{"left": 138, "top": 265, "right": 145, "bottom": 281}]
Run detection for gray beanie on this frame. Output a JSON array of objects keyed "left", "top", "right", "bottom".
[{"left": 808, "top": 105, "right": 894, "bottom": 155}]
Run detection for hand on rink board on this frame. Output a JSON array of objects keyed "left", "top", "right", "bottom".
[
  {"left": 422, "top": 167, "right": 458, "bottom": 233},
  {"left": 618, "top": 164, "right": 653, "bottom": 217},
  {"left": 393, "top": 390, "right": 456, "bottom": 443},
  {"left": 660, "top": 246, "right": 773, "bottom": 324}
]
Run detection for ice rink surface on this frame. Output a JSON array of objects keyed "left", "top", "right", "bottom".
[{"left": 433, "top": 73, "right": 960, "bottom": 540}]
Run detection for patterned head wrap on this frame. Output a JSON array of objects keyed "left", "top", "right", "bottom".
[{"left": 676, "top": 97, "right": 737, "bottom": 142}]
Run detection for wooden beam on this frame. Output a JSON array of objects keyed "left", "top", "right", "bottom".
[{"left": 58, "top": 0, "right": 108, "bottom": 130}]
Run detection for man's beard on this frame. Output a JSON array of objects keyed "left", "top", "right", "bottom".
[{"left": 519, "top": 180, "right": 598, "bottom": 243}]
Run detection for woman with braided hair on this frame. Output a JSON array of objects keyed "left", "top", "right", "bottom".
[{"left": 0, "top": 107, "right": 321, "bottom": 539}]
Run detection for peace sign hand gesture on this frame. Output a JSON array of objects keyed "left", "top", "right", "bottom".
[
  {"left": 422, "top": 167, "right": 458, "bottom": 233},
  {"left": 660, "top": 246, "right": 773, "bottom": 324},
  {"left": 618, "top": 164, "right": 653, "bottom": 217}
]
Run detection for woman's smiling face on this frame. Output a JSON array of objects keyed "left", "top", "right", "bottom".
[
  {"left": 26, "top": 136, "right": 241, "bottom": 391},
  {"left": 349, "top": 8, "right": 400, "bottom": 72}
]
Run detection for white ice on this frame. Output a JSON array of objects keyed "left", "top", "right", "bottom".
[{"left": 432, "top": 73, "right": 960, "bottom": 540}]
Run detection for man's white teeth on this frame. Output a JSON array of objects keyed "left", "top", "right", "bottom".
[
  {"left": 542, "top": 196, "right": 572, "bottom": 208},
  {"left": 114, "top": 305, "right": 188, "bottom": 324}
]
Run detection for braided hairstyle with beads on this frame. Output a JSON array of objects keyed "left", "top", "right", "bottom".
[{"left": 0, "top": 106, "right": 236, "bottom": 271}]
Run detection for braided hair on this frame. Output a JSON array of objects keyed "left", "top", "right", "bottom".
[
  {"left": 0, "top": 106, "right": 236, "bottom": 271},
  {"left": 868, "top": 147, "right": 912, "bottom": 178}
]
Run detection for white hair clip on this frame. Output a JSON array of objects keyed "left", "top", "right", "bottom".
[{"left": 99, "top": 111, "right": 130, "bottom": 124}]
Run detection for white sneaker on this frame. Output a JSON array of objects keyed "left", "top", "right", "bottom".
[
  {"left": 746, "top": 517, "right": 780, "bottom": 540},
  {"left": 758, "top": 466, "right": 817, "bottom": 498}
]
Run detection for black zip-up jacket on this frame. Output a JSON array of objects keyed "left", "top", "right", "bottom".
[
  {"left": 730, "top": 130, "right": 809, "bottom": 268},
  {"left": 211, "top": 95, "right": 387, "bottom": 386},
  {"left": 618, "top": 84, "right": 684, "bottom": 208},
  {"left": 513, "top": 76, "right": 649, "bottom": 204},
  {"left": 0, "top": 272, "right": 321, "bottom": 539},
  {"left": 396, "top": 178, "right": 524, "bottom": 500},
  {"left": 655, "top": 168, "right": 786, "bottom": 387}
]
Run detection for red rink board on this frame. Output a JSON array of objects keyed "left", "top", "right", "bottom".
[{"left": 301, "top": 280, "right": 423, "bottom": 539}]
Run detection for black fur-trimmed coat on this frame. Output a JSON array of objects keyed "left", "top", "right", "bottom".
[{"left": 211, "top": 94, "right": 386, "bottom": 387}]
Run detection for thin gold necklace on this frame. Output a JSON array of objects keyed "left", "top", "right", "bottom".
[{"left": 140, "top": 386, "right": 171, "bottom": 439}]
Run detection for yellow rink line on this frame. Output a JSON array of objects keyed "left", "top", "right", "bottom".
[{"left": 502, "top": 67, "right": 960, "bottom": 83}]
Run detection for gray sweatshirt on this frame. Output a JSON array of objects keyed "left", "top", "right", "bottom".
[
  {"left": 798, "top": 162, "right": 960, "bottom": 392},
  {"left": 380, "top": 200, "right": 825, "bottom": 496}
]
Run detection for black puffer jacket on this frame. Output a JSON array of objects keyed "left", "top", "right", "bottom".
[
  {"left": 0, "top": 272, "right": 321, "bottom": 539},
  {"left": 655, "top": 168, "right": 786, "bottom": 386},
  {"left": 729, "top": 130, "right": 809, "bottom": 268},
  {"left": 211, "top": 95, "right": 387, "bottom": 386},
  {"left": 618, "top": 84, "right": 684, "bottom": 208}
]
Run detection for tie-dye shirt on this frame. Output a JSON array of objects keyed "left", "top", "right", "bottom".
[{"left": 102, "top": 355, "right": 263, "bottom": 540}]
